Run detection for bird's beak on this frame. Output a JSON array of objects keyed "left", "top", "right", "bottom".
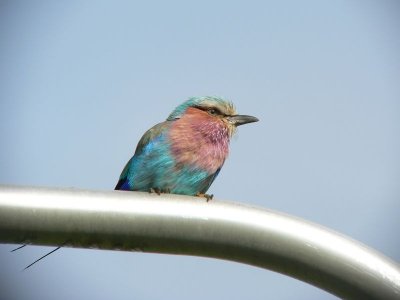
[{"left": 227, "top": 114, "right": 259, "bottom": 126}]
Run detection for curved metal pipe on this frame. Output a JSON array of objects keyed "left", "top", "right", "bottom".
[{"left": 0, "top": 185, "right": 399, "bottom": 299}]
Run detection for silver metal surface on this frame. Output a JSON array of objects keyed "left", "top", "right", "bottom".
[{"left": 0, "top": 185, "right": 399, "bottom": 299}]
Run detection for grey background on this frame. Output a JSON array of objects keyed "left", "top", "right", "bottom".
[{"left": 0, "top": 1, "right": 399, "bottom": 299}]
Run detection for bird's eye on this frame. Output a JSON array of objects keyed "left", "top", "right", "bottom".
[{"left": 208, "top": 108, "right": 218, "bottom": 115}]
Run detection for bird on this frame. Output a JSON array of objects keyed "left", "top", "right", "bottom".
[{"left": 115, "top": 96, "right": 258, "bottom": 199}]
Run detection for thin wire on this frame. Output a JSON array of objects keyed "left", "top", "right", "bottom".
[
  {"left": 23, "top": 247, "right": 61, "bottom": 270},
  {"left": 11, "top": 244, "right": 27, "bottom": 252},
  {"left": 22, "top": 241, "right": 68, "bottom": 270}
]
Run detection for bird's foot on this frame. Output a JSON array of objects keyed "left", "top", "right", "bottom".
[
  {"left": 149, "top": 188, "right": 171, "bottom": 195},
  {"left": 149, "top": 188, "right": 161, "bottom": 195},
  {"left": 196, "top": 192, "right": 214, "bottom": 202}
]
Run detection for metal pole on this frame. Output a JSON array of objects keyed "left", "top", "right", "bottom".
[{"left": 0, "top": 185, "right": 399, "bottom": 299}]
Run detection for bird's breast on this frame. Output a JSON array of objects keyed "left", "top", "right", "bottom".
[{"left": 169, "top": 117, "right": 230, "bottom": 173}]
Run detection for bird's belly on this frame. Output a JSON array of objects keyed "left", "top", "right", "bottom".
[
  {"left": 171, "top": 168, "right": 212, "bottom": 195},
  {"left": 130, "top": 160, "right": 212, "bottom": 196}
]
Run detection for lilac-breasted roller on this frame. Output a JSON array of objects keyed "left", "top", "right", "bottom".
[{"left": 115, "top": 96, "right": 258, "bottom": 199}]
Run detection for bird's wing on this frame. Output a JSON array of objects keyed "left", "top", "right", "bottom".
[
  {"left": 115, "top": 121, "right": 172, "bottom": 190},
  {"left": 134, "top": 121, "right": 172, "bottom": 156}
]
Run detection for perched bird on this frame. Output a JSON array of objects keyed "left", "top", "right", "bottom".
[{"left": 115, "top": 96, "right": 258, "bottom": 199}]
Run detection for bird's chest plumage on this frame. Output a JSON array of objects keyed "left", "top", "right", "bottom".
[{"left": 169, "top": 114, "right": 230, "bottom": 174}]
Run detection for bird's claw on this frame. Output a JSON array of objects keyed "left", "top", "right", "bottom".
[
  {"left": 149, "top": 188, "right": 161, "bottom": 195},
  {"left": 149, "top": 188, "right": 171, "bottom": 195},
  {"left": 196, "top": 192, "right": 214, "bottom": 202}
]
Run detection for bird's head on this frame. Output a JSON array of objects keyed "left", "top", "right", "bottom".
[{"left": 167, "top": 96, "right": 258, "bottom": 137}]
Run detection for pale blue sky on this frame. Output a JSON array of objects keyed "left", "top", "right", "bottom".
[{"left": 1, "top": 1, "right": 399, "bottom": 299}]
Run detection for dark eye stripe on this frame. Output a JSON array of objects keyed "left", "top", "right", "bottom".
[{"left": 193, "top": 106, "right": 225, "bottom": 116}]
